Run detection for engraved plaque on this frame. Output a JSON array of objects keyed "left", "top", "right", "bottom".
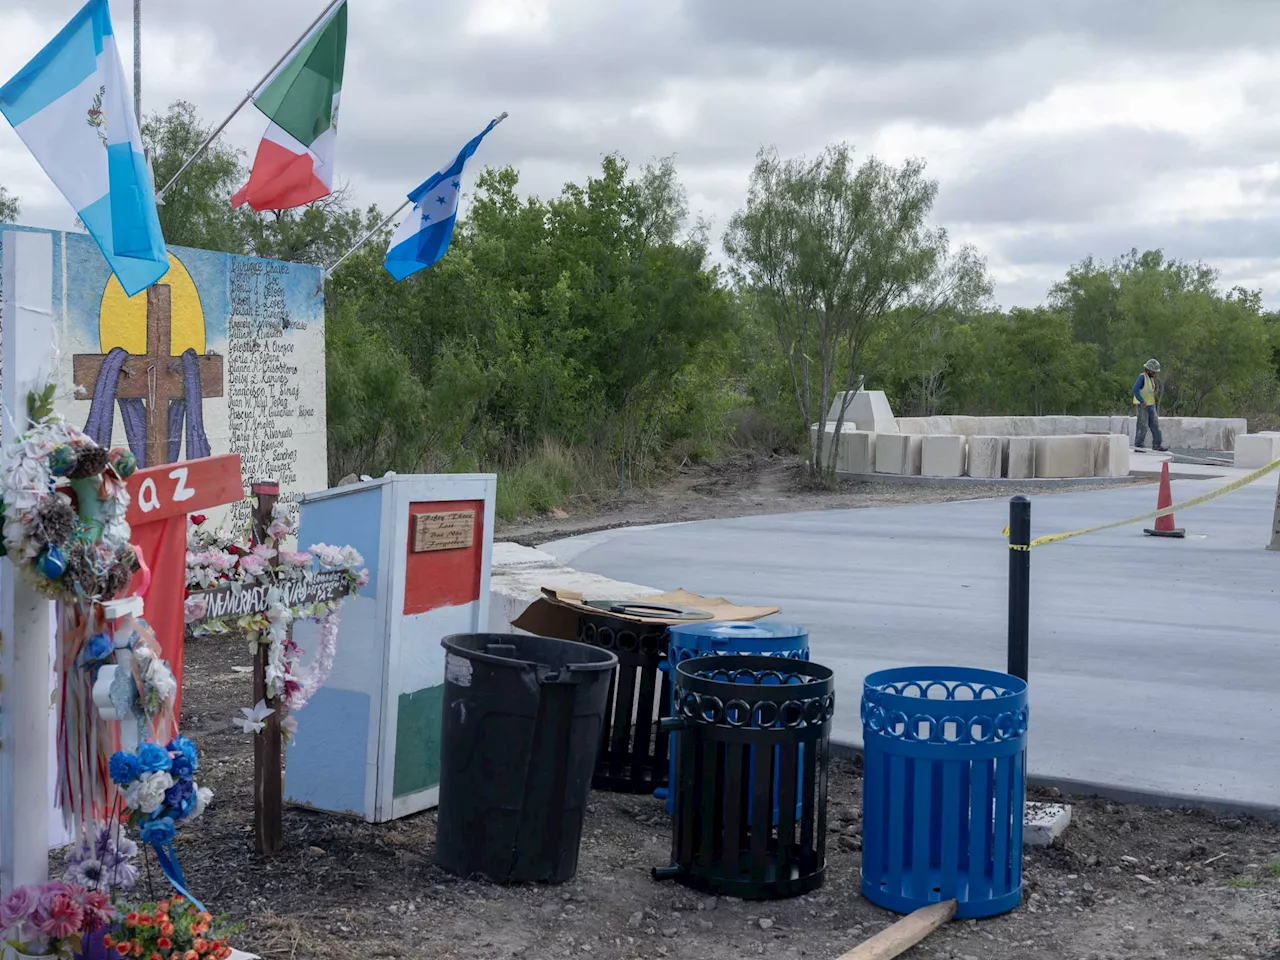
[{"left": 412, "top": 510, "right": 475, "bottom": 552}]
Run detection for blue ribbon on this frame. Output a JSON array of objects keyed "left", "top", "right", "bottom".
[{"left": 150, "top": 840, "right": 207, "bottom": 914}]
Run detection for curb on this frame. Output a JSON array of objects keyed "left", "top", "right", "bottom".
[{"left": 828, "top": 740, "right": 1280, "bottom": 824}]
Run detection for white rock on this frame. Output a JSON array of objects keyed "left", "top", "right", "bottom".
[
  {"left": 1234, "top": 433, "right": 1280, "bottom": 469},
  {"left": 1024, "top": 802, "right": 1072, "bottom": 847}
]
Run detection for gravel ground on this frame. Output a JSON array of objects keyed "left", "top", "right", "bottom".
[{"left": 90, "top": 633, "right": 1280, "bottom": 960}]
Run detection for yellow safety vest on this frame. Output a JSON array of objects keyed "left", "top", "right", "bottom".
[{"left": 1133, "top": 373, "right": 1155, "bottom": 406}]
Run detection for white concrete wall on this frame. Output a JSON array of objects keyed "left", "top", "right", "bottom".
[{"left": 893, "top": 415, "right": 1245, "bottom": 451}]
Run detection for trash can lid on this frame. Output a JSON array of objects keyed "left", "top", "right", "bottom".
[{"left": 669, "top": 620, "right": 807, "bottom": 641}]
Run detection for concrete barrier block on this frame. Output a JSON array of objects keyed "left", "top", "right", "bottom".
[
  {"left": 1024, "top": 802, "right": 1073, "bottom": 847},
  {"left": 1222, "top": 419, "right": 1248, "bottom": 452},
  {"left": 922, "top": 435, "right": 966, "bottom": 477},
  {"left": 1082, "top": 416, "right": 1111, "bottom": 434},
  {"left": 835, "top": 430, "right": 876, "bottom": 474},
  {"left": 826, "top": 390, "right": 898, "bottom": 433},
  {"left": 1235, "top": 432, "right": 1280, "bottom": 469},
  {"left": 966, "top": 435, "right": 1006, "bottom": 479},
  {"left": 1006, "top": 437, "right": 1035, "bottom": 478},
  {"left": 1093, "top": 434, "right": 1131, "bottom": 477},
  {"left": 875, "top": 433, "right": 923, "bottom": 475},
  {"left": 1034, "top": 435, "right": 1094, "bottom": 478}
]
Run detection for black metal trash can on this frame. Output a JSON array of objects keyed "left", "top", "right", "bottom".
[
  {"left": 578, "top": 610, "right": 672, "bottom": 793},
  {"left": 436, "top": 633, "right": 618, "bottom": 884},
  {"left": 653, "top": 655, "right": 835, "bottom": 899}
]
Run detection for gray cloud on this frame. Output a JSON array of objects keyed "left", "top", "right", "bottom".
[{"left": 4, "top": 0, "right": 1280, "bottom": 307}]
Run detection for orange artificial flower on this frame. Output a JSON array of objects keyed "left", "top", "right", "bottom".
[
  {"left": 104, "top": 935, "right": 115, "bottom": 948},
  {"left": 198, "top": 913, "right": 212, "bottom": 924},
  {"left": 193, "top": 939, "right": 207, "bottom": 952},
  {"left": 149, "top": 954, "right": 162, "bottom": 960},
  {"left": 156, "top": 901, "right": 170, "bottom": 911},
  {"left": 116, "top": 943, "right": 133, "bottom": 956},
  {"left": 156, "top": 937, "right": 172, "bottom": 950},
  {"left": 125, "top": 913, "right": 139, "bottom": 926},
  {"left": 161, "top": 922, "right": 175, "bottom": 936},
  {"left": 183, "top": 950, "right": 199, "bottom": 960},
  {"left": 137, "top": 914, "right": 153, "bottom": 926},
  {"left": 133, "top": 944, "right": 144, "bottom": 957}
]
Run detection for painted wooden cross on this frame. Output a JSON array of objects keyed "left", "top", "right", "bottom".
[{"left": 72, "top": 284, "right": 225, "bottom": 468}]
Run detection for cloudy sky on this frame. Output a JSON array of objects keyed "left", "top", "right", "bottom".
[{"left": 4, "top": 0, "right": 1280, "bottom": 307}]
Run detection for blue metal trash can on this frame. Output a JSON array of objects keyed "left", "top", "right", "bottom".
[
  {"left": 860, "top": 666, "right": 1028, "bottom": 919},
  {"left": 656, "top": 622, "right": 809, "bottom": 815}
]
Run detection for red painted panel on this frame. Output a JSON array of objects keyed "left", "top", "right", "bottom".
[
  {"left": 403, "top": 500, "right": 484, "bottom": 616},
  {"left": 127, "top": 515, "right": 188, "bottom": 719},
  {"left": 125, "top": 454, "right": 243, "bottom": 526}
]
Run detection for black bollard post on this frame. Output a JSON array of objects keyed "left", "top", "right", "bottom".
[{"left": 1007, "top": 496, "right": 1031, "bottom": 681}]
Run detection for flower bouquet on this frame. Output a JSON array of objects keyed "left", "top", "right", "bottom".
[
  {"left": 0, "top": 881, "right": 113, "bottom": 958},
  {"left": 102, "top": 898, "right": 234, "bottom": 960}
]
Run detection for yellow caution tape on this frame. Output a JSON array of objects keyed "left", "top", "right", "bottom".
[{"left": 1004, "top": 457, "right": 1280, "bottom": 549}]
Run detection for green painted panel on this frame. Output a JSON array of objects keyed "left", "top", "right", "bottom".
[{"left": 394, "top": 684, "right": 443, "bottom": 798}]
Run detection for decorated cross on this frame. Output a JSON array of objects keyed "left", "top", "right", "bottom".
[
  {"left": 72, "top": 284, "right": 225, "bottom": 468},
  {"left": 184, "top": 482, "right": 365, "bottom": 855}
]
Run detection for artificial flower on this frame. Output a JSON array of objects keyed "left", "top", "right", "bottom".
[
  {"left": 234, "top": 700, "right": 274, "bottom": 734},
  {"left": 139, "top": 817, "right": 176, "bottom": 845},
  {"left": 37, "top": 891, "right": 85, "bottom": 939},
  {"left": 192, "top": 786, "right": 214, "bottom": 820},
  {"left": 136, "top": 742, "right": 172, "bottom": 774},
  {"left": 125, "top": 771, "right": 174, "bottom": 814},
  {"left": 183, "top": 594, "right": 209, "bottom": 624},
  {"left": 0, "top": 884, "right": 37, "bottom": 933},
  {"left": 110, "top": 751, "right": 142, "bottom": 785},
  {"left": 190, "top": 514, "right": 207, "bottom": 526}
]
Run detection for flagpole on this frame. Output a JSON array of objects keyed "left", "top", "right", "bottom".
[
  {"left": 133, "top": 0, "right": 142, "bottom": 127},
  {"left": 155, "top": 0, "right": 345, "bottom": 201},
  {"left": 317, "top": 111, "right": 508, "bottom": 285}
]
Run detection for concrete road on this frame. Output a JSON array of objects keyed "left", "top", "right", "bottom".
[{"left": 544, "top": 476, "right": 1280, "bottom": 809}]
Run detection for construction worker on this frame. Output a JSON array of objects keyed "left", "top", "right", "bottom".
[{"left": 1133, "top": 358, "right": 1168, "bottom": 452}]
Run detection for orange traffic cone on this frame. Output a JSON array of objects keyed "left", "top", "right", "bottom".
[{"left": 1144, "top": 461, "right": 1185, "bottom": 538}]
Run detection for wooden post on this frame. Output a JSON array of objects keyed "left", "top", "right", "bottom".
[
  {"left": 250, "top": 480, "right": 284, "bottom": 856},
  {"left": 0, "top": 229, "right": 56, "bottom": 889},
  {"left": 835, "top": 900, "right": 957, "bottom": 960}
]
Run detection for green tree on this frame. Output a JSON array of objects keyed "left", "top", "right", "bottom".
[
  {"left": 0, "top": 186, "right": 18, "bottom": 223},
  {"left": 145, "top": 101, "right": 248, "bottom": 253},
  {"left": 724, "top": 143, "right": 989, "bottom": 478}
]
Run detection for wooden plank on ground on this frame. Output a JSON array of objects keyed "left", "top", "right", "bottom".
[{"left": 836, "top": 900, "right": 957, "bottom": 960}]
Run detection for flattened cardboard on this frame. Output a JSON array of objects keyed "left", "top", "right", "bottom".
[{"left": 511, "top": 587, "right": 780, "bottom": 641}]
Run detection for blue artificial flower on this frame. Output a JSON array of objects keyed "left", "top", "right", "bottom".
[
  {"left": 81, "top": 632, "right": 113, "bottom": 666},
  {"left": 166, "top": 736, "right": 199, "bottom": 773},
  {"left": 169, "top": 753, "right": 193, "bottom": 779},
  {"left": 136, "top": 741, "right": 171, "bottom": 774},
  {"left": 139, "top": 816, "right": 176, "bottom": 845},
  {"left": 165, "top": 779, "right": 197, "bottom": 819},
  {"left": 109, "top": 751, "right": 141, "bottom": 785}
]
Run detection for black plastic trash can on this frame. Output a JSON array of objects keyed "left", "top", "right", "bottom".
[
  {"left": 653, "top": 655, "right": 835, "bottom": 900},
  {"left": 436, "top": 633, "right": 618, "bottom": 884}
]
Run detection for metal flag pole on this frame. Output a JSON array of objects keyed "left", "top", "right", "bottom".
[
  {"left": 133, "top": 0, "right": 142, "bottom": 127},
  {"left": 155, "top": 0, "right": 345, "bottom": 201},
  {"left": 317, "top": 112, "right": 508, "bottom": 285}
]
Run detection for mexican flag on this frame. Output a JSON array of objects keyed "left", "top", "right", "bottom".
[{"left": 231, "top": 2, "right": 347, "bottom": 211}]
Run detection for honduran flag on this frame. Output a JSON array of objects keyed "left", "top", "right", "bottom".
[
  {"left": 232, "top": 2, "right": 347, "bottom": 212},
  {"left": 0, "top": 0, "right": 167, "bottom": 296},
  {"left": 384, "top": 115, "right": 505, "bottom": 281}
]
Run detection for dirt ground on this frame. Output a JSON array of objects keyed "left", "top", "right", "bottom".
[
  {"left": 497, "top": 454, "right": 1153, "bottom": 546},
  {"left": 112, "top": 633, "right": 1278, "bottom": 960}
]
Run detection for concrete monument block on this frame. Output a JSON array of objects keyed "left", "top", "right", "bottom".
[
  {"left": 835, "top": 430, "right": 877, "bottom": 474},
  {"left": 875, "top": 433, "right": 923, "bottom": 475},
  {"left": 825, "top": 390, "right": 898, "bottom": 434},
  {"left": 1093, "top": 434, "right": 1130, "bottom": 477},
  {"left": 1034, "top": 435, "right": 1094, "bottom": 478},
  {"left": 966, "top": 436, "right": 1006, "bottom": 479},
  {"left": 1234, "top": 432, "right": 1280, "bottom": 469},
  {"left": 1006, "top": 438, "right": 1035, "bottom": 479},
  {"left": 921, "top": 435, "right": 967, "bottom": 477}
]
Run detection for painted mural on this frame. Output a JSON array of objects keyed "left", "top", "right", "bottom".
[{"left": 0, "top": 227, "right": 328, "bottom": 527}]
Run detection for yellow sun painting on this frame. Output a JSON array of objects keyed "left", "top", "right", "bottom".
[{"left": 98, "top": 252, "right": 206, "bottom": 354}]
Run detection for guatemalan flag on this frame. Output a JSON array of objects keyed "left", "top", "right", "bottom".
[
  {"left": 384, "top": 114, "right": 506, "bottom": 281},
  {"left": 0, "top": 0, "right": 167, "bottom": 296}
]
